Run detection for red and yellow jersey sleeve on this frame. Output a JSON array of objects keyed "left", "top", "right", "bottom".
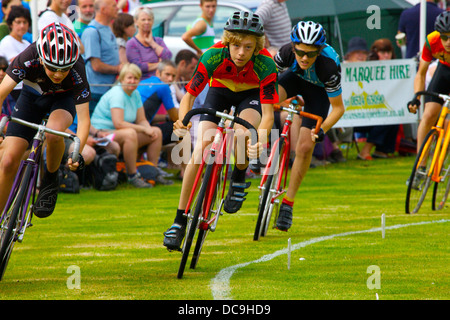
[{"left": 422, "top": 31, "right": 450, "bottom": 67}]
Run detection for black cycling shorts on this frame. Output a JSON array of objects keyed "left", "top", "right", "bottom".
[
  {"left": 426, "top": 62, "right": 450, "bottom": 104},
  {"left": 6, "top": 87, "right": 76, "bottom": 142},
  {"left": 199, "top": 87, "right": 261, "bottom": 124},
  {"left": 278, "top": 70, "right": 330, "bottom": 130}
]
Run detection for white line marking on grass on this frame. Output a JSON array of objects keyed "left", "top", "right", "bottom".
[{"left": 210, "top": 219, "right": 450, "bottom": 300}]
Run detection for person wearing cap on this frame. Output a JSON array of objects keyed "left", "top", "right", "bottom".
[
  {"left": 344, "top": 36, "right": 369, "bottom": 62},
  {"left": 163, "top": 10, "right": 278, "bottom": 251}
]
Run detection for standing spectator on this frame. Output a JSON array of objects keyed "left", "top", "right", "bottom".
[
  {"left": 357, "top": 39, "right": 399, "bottom": 160},
  {"left": 91, "top": 63, "right": 162, "bottom": 188},
  {"left": 398, "top": 0, "right": 443, "bottom": 59},
  {"left": 181, "top": 0, "right": 217, "bottom": 57},
  {"left": 82, "top": 0, "right": 122, "bottom": 115},
  {"left": 255, "top": 0, "right": 291, "bottom": 48},
  {"left": 126, "top": 7, "right": 172, "bottom": 80},
  {"left": 73, "top": 0, "right": 95, "bottom": 37},
  {"left": 0, "top": 6, "right": 31, "bottom": 104},
  {"left": 38, "top": 0, "right": 85, "bottom": 53},
  {"left": 112, "top": 12, "right": 136, "bottom": 64}
]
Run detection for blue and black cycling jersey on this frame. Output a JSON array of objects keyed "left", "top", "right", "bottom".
[{"left": 274, "top": 43, "right": 342, "bottom": 98}]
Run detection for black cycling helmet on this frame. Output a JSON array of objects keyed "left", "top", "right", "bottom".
[
  {"left": 435, "top": 11, "right": 450, "bottom": 33},
  {"left": 224, "top": 11, "right": 264, "bottom": 36}
]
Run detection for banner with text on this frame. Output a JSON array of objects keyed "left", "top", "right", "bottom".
[{"left": 335, "top": 58, "right": 418, "bottom": 128}]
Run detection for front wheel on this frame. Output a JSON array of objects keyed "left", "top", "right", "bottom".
[
  {"left": 405, "top": 129, "right": 439, "bottom": 214},
  {"left": 0, "top": 165, "right": 32, "bottom": 281},
  {"left": 177, "top": 162, "right": 214, "bottom": 279}
]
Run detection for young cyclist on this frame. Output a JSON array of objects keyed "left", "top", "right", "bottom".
[
  {"left": 163, "top": 11, "right": 278, "bottom": 251},
  {"left": 0, "top": 22, "right": 90, "bottom": 218},
  {"left": 273, "top": 21, "right": 345, "bottom": 231},
  {"left": 408, "top": 11, "right": 450, "bottom": 154}
]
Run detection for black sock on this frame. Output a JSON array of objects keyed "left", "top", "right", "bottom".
[
  {"left": 231, "top": 166, "right": 246, "bottom": 182},
  {"left": 174, "top": 208, "right": 188, "bottom": 226},
  {"left": 44, "top": 168, "right": 59, "bottom": 182}
]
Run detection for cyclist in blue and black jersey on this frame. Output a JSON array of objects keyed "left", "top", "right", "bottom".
[{"left": 273, "top": 21, "right": 345, "bottom": 231}]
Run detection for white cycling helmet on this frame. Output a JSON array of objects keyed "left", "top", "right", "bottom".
[
  {"left": 37, "top": 22, "right": 80, "bottom": 70},
  {"left": 291, "top": 21, "right": 326, "bottom": 46}
]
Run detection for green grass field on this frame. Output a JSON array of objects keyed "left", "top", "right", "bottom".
[{"left": 0, "top": 151, "right": 449, "bottom": 300}]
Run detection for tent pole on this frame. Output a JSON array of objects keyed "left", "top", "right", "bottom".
[{"left": 334, "top": 15, "right": 344, "bottom": 59}]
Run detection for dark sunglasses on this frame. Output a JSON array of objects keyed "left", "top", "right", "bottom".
[
  {"left": 293, "top": 47, "right": 320, "bottom": 58},
  {"left": 0, "top": 66, "right": 7, "bottom": 72},
  {"left": 440, "top": 34, "right": 450, "bottom": 41},
  {"left": 44, "top": 64, "right": 72, "bottom": 73}
]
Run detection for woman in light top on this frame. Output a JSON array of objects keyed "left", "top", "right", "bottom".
[{"left": 91, "top": 63, "right": 163, "bottom": 188}]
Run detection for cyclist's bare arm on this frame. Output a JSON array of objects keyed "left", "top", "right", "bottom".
[
  {"left": 175, "top": 92, "right": 196, "bottom": 133},
  {"left": 409, "top": 58, "right": 431, "bottom": 113},
  {"left": 0, "top": 75, "right": 18, "bottom": 106},
  {"left": 181, "top": 20, "right": 207, "bottom": 56},
  {"left": 322, "top": 94, "right": 345, "bottom": 133}
]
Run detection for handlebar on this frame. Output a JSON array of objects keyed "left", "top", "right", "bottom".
[
  {"left": 182, "top": 107, "right": 258, "bottom": 146},
  {"left": 273, "top": 98, "right": 323, "bottom": 135},
  {"left": 414, "top": 90, "right": 450, "bottom": 102},
  {"left": 0, "top": 116, "right": 81, "bottom": 163}
]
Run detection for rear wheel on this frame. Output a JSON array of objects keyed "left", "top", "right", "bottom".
[
  {"left": 254, "top": 139, "right": 285, "bottom": 240},
  {"left": 432, "top": 142, "right": 450, "bottom": 210},
  {"left": 405, "top": 129, "right": 438, "bottom": 214}
]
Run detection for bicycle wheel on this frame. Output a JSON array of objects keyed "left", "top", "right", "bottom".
[
  {"left": 405, "top": 129, "right": 439, "bottom": 214},
  {"left": 177, "top": 162, "right": 214, "bottom": 279},
  {"left": 432, "top": 142, "right": 450, "bottom": 210},
  {"left": 0, "top": 165, "right": 32, "bottom": 281},
  {"left": 190, "top": 162, "right": 224, "bottom": 270},
  {"left": 254, "top": 139, "right": 285, "bottom": 240}
]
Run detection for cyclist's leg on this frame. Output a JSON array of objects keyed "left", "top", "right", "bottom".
[
  {"left": 416, "top": 101, "right": 441, "bottom": 152},
  {"left": 164, "top": 120, "right": 216, "bottom": 250},
  {"left": 223, "top": 94, "right": 261, "bottom": 213},
  {"left": 0, "top": 136, "right": 29, "bottom": 213}
]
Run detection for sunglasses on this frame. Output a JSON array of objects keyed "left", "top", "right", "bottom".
[
  {"left": 44, "top": 64, "right": 72, "bottom": 73},
  {"left": 293, "top": 47, "right": 320, "bottom": 58},
  {"left": 0, "top": 67, "right": 7, "bottom": 72},
  {"left": 440, "top": 34, "right": 450, "bottom": 41}
]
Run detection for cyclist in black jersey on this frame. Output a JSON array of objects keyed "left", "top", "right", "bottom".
[
  {"left": 0, "top": 23, "right": 90, "bottom": 218},
  {"left": 273, "top": 21, "right": 345, "bottom": 231}
]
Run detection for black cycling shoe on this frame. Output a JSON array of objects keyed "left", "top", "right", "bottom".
[
  {"left": 33, "top": 170, "right": 59, "bottom": 218},
  {"left": 223, "top": 181, "right": 251, "bottom": 213},
  {"left": 276, "top": 202, "right": 293, "bottom": 231},
  {"left": 163, "top": 223, "right": 186, "bottom": 251}
]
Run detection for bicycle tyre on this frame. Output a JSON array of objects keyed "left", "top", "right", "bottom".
[
  {"left": 190, "top": 162, "right": 223, "bottom": 270},
  {"left": 432, "top": 142, "right": 450, "bottom": 210},
  {"left": 405, "top": 129, "right": 438, "bottom": 214},
  {"left": 0, "top": 165, "right": 32, "bottom": 281},
  {"left": 254, "top": 139, "right": 285, "bottom": 240},
  {"left": 177, "top": 162, "right": 214, "bottom": 279}
]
